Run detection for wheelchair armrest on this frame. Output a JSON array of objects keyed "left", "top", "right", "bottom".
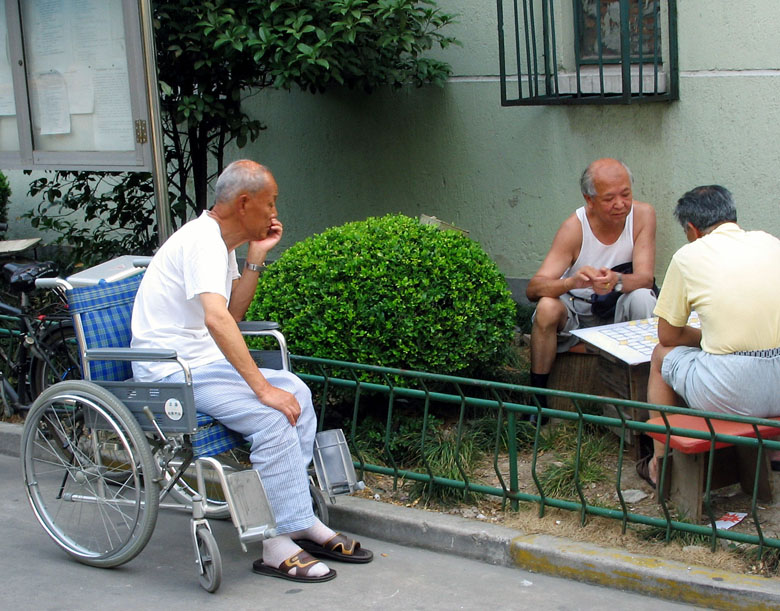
[
  {"left": 238, "top": 321, "right": 280, "bottom": 333},
  {"left": 84, "top": 347, "right": 193, "bottom": 383},
  {"left": 238, "top": 321, "right": 290, "bottom": 371},
  {"left": 85, "top": 347, "right": 179, "bottom": 361}
]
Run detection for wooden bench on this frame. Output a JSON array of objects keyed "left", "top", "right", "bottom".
[
  {"left": 544, "top": 339, "right": 649, "bottom": 457},
  {"left": 546, "top": 342, "right": 601, "bottom": 412},
  {"left": 647, "top": 414, "right": 780, "bottom": 522}
]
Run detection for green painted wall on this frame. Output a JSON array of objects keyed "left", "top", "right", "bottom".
[
  {"left": 6, "top": 1, "right": 780, "bottom": 289},
  {"left": 227, "top": 0, "right": 780, "bottom": 284}
]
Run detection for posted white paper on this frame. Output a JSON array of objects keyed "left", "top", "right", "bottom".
[
  {"left": 34, "top": 71, "right": 71, "bottom": 135},
  {"left": 93, "top": 66, "right": 133, "bottom": 150}
]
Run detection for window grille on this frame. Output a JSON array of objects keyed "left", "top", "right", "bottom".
[{"left": 497, "top": 0, "right": 679, "bottom": 105}]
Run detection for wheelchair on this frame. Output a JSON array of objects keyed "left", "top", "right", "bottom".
[{"left": 21, "top": 257, "right": 362, "bottom": 593}]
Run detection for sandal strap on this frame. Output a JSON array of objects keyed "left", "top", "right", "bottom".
[
  {"left": 322, "top": 532, "right": 360, "bottom": 556},
  {"left": 279, "top": 551, "right": 322, "bottom": 577}
]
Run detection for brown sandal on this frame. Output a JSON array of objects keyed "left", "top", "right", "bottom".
[
  {"left": 294, "top": 533, "right": 374, "bottom": 564},
  {"left": 252, "top": 550, "right": 337, "bottom": 582},
  {"left": 635, "top": 454, "right": 656, "bottom": 490}
]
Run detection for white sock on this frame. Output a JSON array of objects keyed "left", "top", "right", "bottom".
[
  {"left": 262, "top": 535, "right": 330, "bottom": 577},
  {"left": 288, "top": 517, "right": 336, "bottom": 545}
]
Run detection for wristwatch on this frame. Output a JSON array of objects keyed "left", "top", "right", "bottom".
[
  {"left": 614, "top": 273, "right": 623, "bottom": 293},
  {"left": 244, "top": 261, "right": 266, "bottom": 273}
]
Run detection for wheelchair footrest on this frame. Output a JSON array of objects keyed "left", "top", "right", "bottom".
[
  {"left": 312, "top": 429, "right": 365, "bottom": 500},
  {"left": 239, "top": 525, "right": 277, "bottom": 545},
  {"left": 327, "top": 482, "right": 354, "bottom": 496},
  {"left": 224, "top": 469, "right": 276, "bottom": 541}
]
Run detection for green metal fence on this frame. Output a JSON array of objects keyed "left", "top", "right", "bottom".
[
  {"left": 293, "top": 354, "right": 780, "bottom": 556},
  {"left": 497, "top": 0, "right": 679, "bottom": 105}
]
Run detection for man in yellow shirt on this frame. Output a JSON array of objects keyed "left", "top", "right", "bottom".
[{"left": 642, "top": 185, "right": 780, "bottom": 486}]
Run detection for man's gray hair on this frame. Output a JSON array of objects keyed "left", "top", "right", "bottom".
[
  {"left": 674, "top": 185, "right": 737, "bottom": 231},
  {"left": 580, "top": 160, "right": 634, "bottom": 196},
  {"left": 214, "top": 160, "right": 270, "bottom": 204}
]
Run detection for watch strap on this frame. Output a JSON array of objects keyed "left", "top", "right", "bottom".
[{"left": 244, "top": 261, "right": 266, "bottom": 273}]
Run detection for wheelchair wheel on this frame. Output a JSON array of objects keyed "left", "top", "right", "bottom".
[
  {"left": 195, "top": 525, "right": 222, "bottom": 593},
  {"left": 309, "top": 479, "right": 329, "bottom": 526},
  {"left": 22, "top": 380, "right": 159, "bottom": 568}
]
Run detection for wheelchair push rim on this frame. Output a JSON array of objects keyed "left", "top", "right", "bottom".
[{"left": 21, "top": 380, "right": 159, "bottom": 568}]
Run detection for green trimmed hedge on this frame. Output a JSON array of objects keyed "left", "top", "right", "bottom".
[{"left": 247, "top": 214, "right": 516, "bottom": 376}]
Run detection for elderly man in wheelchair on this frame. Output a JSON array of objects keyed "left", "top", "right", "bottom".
[
  {"left": 132, "top": 159, "right": 372, "bottom": 581},
  {"left": 21, "top": 160, "right": 371, "bottom": 591}
]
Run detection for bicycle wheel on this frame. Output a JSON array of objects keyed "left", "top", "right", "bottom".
[
  {"left": 22, "top": 380, "right": 159, "bottom": 567},
  {"left": 195, "top": 525, "right": 222, "bottom": 593},
  {"left": 31, "top": 322, "right": 81, "bottom": 397},
  {"left": 0, "top": 315, "right": 20, "bottom": 415}
]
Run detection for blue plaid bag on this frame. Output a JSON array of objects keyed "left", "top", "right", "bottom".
[{"left": 67, "top": 272, "right": 244, "bottom": 457}]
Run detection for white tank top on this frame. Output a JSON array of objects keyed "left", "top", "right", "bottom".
[{"left": 562, "top": 206, "right": 635, "bottom": 301}]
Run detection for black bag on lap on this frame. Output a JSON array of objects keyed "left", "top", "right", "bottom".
[{"left": 573, "top": 262, "right": 659, "bottom": 321}]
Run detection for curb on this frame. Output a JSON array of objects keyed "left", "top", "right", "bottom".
[
  {"left": 328, "top": 495, "right": 780, "bottom": 610},
  {"left": 4, "top": 421, "right": 779, "bottom": 608},
  {"left": 0, "top": 422, "right": 21, "bottom": 458}
]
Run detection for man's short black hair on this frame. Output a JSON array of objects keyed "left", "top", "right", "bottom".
[{"left": 674, "top": 185, "right": 737, "bottom": 231}]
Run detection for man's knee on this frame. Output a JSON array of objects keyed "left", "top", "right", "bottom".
[
  {"left": 533, "top": 297, "right": 567, "bottom": 331},
  {"left": 651, "top": 343, "right": 682, "bottom": 381},
  {"left": 248, "top": 414, "right": 300, "bottom": 454},
  {"left": 617, "top": 288, "right": 656, "bottom": 321},
  {"left": 275, "top": 370, "right": 313, "bottom": 402},
  {"left": 650, "top": 343, "right": 668, "bottom": 371}
]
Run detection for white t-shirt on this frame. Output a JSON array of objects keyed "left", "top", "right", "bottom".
[{"left": 131, "top": 212, "right": 240, "bottom": 381}]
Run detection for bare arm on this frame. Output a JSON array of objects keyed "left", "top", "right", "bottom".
[
  {"left": 623, "top": 201, "right": 656, "bottom": 293},
  {"left": 227, "top": 218, "right": 283, "bottom": 321},
  {"left": 657, "top": 317, "right": 702, "bottom": 348},
  {"left": 201, "top": 292, "right": 300, "bottom": 425},
  {"left": 526, "top": 214, "right": 588, "bottom": 301}
]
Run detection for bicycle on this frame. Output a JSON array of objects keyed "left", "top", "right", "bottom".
[{"left": 0, "top": 222, "right": 81, "bottom": 417}]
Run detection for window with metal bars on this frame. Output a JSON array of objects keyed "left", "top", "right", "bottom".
[{"left": 497, "top": 0, "right": 678, "bottom": 105}]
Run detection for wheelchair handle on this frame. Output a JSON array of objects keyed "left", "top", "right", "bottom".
[
  {"left": 237, "top": 321, "right": 280, "bottom": 332},
  {"left": 35, "top": 277, "right": 72, "bottom": 291}
]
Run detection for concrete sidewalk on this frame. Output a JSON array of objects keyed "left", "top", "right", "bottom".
[{"left": 4, "top": 420, "right": 779, "bottom": 609}]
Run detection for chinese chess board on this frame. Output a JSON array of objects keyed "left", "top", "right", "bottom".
[{"left": 571, "top": 313, "right": 700, "bottom": 365}]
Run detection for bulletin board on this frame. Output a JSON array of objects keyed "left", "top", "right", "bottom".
[{"left": 0, "top": 0, "right": 156, "bottom": 171}]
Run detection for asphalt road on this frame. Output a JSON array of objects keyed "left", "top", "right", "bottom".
[{"left": 1, "top": 453, "right": 697, "bottom": 610}]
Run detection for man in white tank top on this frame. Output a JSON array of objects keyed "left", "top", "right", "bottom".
[{"left": 525, "top": 158, "right": 657, "bottom": 421}]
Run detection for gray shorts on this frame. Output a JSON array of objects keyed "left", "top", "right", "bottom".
[
  {"left": 537, "top": 288, "right": 657, "bottom": 353},
  {"left": 661, "top": 346, "right": 780, "bottom": 417}
]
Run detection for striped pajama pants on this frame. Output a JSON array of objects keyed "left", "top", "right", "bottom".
[{"left": 162, "top": 359, "right": 316, "bottom": 534}]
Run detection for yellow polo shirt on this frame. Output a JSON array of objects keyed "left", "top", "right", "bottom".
[{"left": 654, "top": 223, "right": 780, "bottom": 354}]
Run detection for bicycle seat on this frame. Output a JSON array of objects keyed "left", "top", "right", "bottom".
[{"left": 2, "top": 261, "right": 58, "bottom": 293}]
